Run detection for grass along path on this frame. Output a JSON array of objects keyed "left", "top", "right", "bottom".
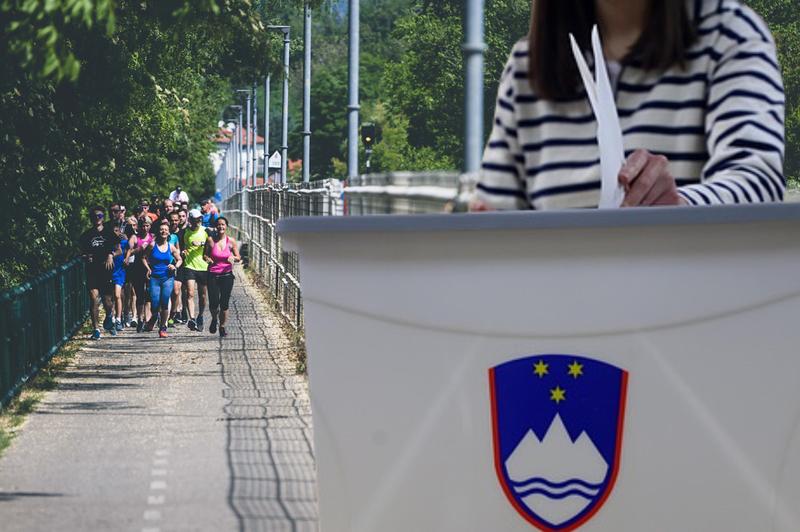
[{"left": 0, "top": 321, "right": 92, "bottom": 457}]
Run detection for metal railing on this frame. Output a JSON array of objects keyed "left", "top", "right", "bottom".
[
  {"left": 1, "top": 257, "right": 88, "bottom": 411},
  {"left": 219, "top": 172, "right": 475, "bottom": 330}
]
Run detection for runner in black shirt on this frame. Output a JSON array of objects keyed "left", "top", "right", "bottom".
[{"left": 79, "top": 205, "right": 122, "bottom": 339}]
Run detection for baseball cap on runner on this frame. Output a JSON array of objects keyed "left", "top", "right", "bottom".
[{"left": 189, "top": 209, "right": 202, "bottom": 219}]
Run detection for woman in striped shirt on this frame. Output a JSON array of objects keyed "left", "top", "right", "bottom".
[{"left": 471, "top": 0, "right": 785, "bottom": 210}]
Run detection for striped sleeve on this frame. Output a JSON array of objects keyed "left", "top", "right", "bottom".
[
  {"left": 679, "top": 5, "right": 786, "bottom": 205},
  {"left": 475, "top": 45, "right": 529, "bottom": 210}
]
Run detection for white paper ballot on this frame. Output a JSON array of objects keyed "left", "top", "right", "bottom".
[{"left": 569, "top": 26, "right": 626, "bottom": 209}]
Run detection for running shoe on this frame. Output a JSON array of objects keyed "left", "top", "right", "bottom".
[
  {"left": 159, "top": 328, "right": 168, "bottom": 338},
  {"left": 188, "top": 318, "right": 197, "bottom": 331},
  {"left": 145, "top": 318, "right": 157, "bottom": 332},
  {"left": 109, "top": 327, "right": 117, "bottom": 336},
  {"left": 91, "top": 328, "right": 101, "bottom": 340},
  {"left": 136, "top": 321, "right": 144, "bottom": 333},
  {"left": 116, "top": 320, "right": 123, "bottom": 332},
  {"left": 130, "top": 318, "right": 138, "bottom": 328},
  {"left": 219, "top": 326, "right": 227, "bottom": 338},
  {"left": 103, "top": 315, "right": 113, "bottom": 329},
  {"left": 196, "top": 316, "right": 204, "bottom": 332},
  {"left": 209, "top": 317, "right": 217, "bottom": 334},
  {"left": 181, "top": 309, "right": 188, "bottom": 323},
  {"left": 168, "top": 316, "right": 175, "bottom": 328}
]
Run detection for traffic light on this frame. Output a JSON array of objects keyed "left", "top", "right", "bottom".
[{"left": 361, "top": 123, "right": 375, "bottom": 151}]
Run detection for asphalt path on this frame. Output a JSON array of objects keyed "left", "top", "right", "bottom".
[{"left": 0, "top": 266, "right": 318, "bottom": 532}]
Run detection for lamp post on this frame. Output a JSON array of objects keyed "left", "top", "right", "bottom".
[
  {"left": 347, "top": 0, "right": 359, "bottom": 179},
  {"left": 252, "top": 81, "right": 258, "bottom": 186},
  {"left": 236, "top": 89, "right": 251, "bottom": 187},
  {"left": 269, "top": 25, "right": 290, "bottom": 185},
  {"left": 463, "top": 0, "right": 486, "bottom": 175},
  {"left": 302, "top": 2, "right": 311, "bottom": 183},
  {"left": 230, "top": 105, "right": 243, "bottom": 191},
  {"left": 264, "top": 73, "right": 270, "bottom": 181}
]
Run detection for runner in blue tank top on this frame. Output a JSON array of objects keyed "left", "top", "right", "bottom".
[{"left": 143, "top": 219, "right": 183, "bottom": 338}]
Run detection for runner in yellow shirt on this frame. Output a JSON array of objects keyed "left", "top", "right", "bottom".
[{"left": 183, "top": 209, "right": 209, "bottom": 331}]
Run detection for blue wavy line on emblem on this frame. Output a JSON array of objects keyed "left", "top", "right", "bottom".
[
  {"left": 513, "top": 487, "right": 597, "bottom": 500},
  {"left": 508, "top": 477, "right": 602, "bottom": 491}
]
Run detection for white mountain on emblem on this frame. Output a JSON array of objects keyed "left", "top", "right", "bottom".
[{"left": 505, "top": 414, "right": 609, "bottom": 526}]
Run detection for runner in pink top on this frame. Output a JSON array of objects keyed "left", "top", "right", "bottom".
[
  {"left": 203, "top": 217, "right": 241, "bottom": 337},
  {"left": 208, "top": 236, "right": 233, "bottom": 274},
  {"left": 132, "top": 215, "right": 155, "bottom": 331}
]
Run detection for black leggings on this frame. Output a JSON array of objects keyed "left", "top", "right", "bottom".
[{"left": 208, "top": 272, "right": 234, "bottom": 311}]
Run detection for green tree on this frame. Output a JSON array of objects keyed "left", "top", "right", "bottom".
[
  {"left": 0, "top": 0, "right": 301, "bottom": 287},
  {"left": 381, "top": 0, "right": 530, "bottom": 171}
]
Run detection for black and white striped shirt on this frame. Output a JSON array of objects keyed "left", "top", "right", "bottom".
[{"left": 476, "top": 0, "right": 785, "bottom": 210}]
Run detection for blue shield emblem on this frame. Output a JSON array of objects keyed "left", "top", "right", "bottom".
[{"left": 490, "top": 355, "right": 628, "bottom": 531}]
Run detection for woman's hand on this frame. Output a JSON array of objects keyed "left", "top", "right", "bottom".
[
  {"left": 468, "top": 199, "right": 496, "bottom": 212},
  {"left": 618, "top": 149, "right": 687, "bottom": 207}
]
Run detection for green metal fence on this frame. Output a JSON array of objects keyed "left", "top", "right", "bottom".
[{"left": 0, "top": 257, "right": 88, "bottom": 411}]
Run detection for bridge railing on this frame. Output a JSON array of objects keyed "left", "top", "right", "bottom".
[
  {"left": 0, "top": 257, "right": 88, "bottom": 411},
  {"left": 219, "top": 172, "right": 475, "bottom": 330}
]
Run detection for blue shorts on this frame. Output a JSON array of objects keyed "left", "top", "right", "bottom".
[
  {"left": 112, "top": 268, "right": 126, "bottom": 287},
  {"left": 150, "top": 276, "right": 174, "bottom": 310}
]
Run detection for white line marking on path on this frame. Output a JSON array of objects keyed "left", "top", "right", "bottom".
[
  {"left": 150, "top": 481, "right": 167, "bottom": 490},
  {"left": 144, "top": 510, "right": 162, "bottom": 520}
]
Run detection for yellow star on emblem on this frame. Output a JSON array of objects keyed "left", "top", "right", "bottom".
[
  {"left": 533, "top": 360, "right": 549, "bottom": 378},
  {"left": 550, "top": 386, "right": 566, "bottom": 404},
  {"left": 567, "top": 361, "right": 584, "bottom": 378}
]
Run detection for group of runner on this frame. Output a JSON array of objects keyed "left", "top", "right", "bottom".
[{"left": 79, "top": 187, "right": 242, "bottom": 340}]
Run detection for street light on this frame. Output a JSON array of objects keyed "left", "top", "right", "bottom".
[
  {"left": 236, "top": 89, "right": 251, "bottom": 187},
  {"left": 269, "top": 25, "right": 290, "bottom": 185},
  {"left": 347, "top": 0, "right": 359, "bottom": 179},
  {"left": 252, "top": 81, "right": 258, "bottom": 186},
  {"left": 230, "top": 105, "right": 243, "bottom": 191},
  {"left": 302, "top": 2, "right": 312, "bottom": 183}
]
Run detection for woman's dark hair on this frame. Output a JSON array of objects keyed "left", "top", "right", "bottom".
[
  {"left": 529, "top": 0, "right": 696, "bottom": 100},
  {"left": 89, "top": 204, "right": 106, "bottom": 215},
  {"left": 215, "top": 216, "right": 229, "bottom": 226}
]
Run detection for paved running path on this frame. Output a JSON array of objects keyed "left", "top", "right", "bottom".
[{"left": 0, "top": 266, "right": 318, "bottom": 532}]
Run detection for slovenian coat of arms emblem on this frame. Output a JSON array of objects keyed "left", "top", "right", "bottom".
[{"left": 489, "top": 354, "right": 628, "bottom": 531}]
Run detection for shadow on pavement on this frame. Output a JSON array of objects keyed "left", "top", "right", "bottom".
[{"left": 221, "top": 272, "right": 318, "bottom": 532}]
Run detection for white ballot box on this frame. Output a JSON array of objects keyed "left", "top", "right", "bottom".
[{"left": 277, "top": 204, "right": 800, "bottom": 532}]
